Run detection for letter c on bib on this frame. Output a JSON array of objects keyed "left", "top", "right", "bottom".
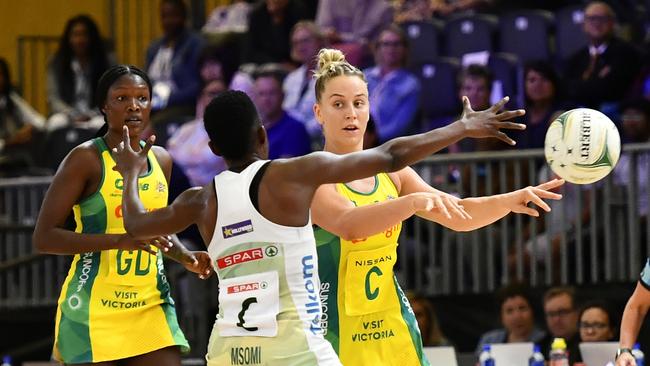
[{"left": 365, "top": 266, "right": 382, "bottom": 300}]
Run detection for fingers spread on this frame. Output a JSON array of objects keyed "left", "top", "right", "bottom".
[
  {"left": 495, "top": 131, "right": 516, "bottom": 146},
  {"left": 527, "top": 191, "right": 552, "bottom": 212},
  {"left": 536, "top": 178, "right": 565, "bottom": 191},
  {"left": 490, "top": 96, "right": 509, "bottom": 112},
  {"left": 142, "top": 135, "right": 156, "bottom": 156}
]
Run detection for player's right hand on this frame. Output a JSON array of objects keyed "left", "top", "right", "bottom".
[
  {"left": 115, "top": 233, "right": 172, "bottom": 255},
  {"left": 616, "top": 351, "right": 637, "bottom": 366},
  {"left": 459, "top": 95, "right": 526, "bottom": 145},
  {"left": 407, "top": 192, "right": 471, "bottom": 220}
]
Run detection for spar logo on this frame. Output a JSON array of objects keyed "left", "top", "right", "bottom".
[
  {"left": 216, "top": 245, "right": 278, "bottom": 269},
  {"left": 227, "top": 281, "right": 268, "bottom": 294},
  {"left": 222, "top": 219, "right": 254, "bottom": 238}
]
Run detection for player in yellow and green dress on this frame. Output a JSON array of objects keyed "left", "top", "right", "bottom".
[
  {"left": 33, "top": 65, "right": 211, "bottom": 365},
  {"left": 309, "top": 48, "right": 565, "bottom": 365}
]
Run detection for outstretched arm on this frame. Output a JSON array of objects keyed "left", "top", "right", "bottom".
[
  {"left": 617, "top": 281, "right": 650, "bottom": 366},
  {"left": 291, "top": 97, "right": 525, "bottom": 187},
  {"left": 311, "top": 183, "right": 459, "bottom": 240},
  {"left": 399, "top": 167, "right": 563, "bottom": 231}
]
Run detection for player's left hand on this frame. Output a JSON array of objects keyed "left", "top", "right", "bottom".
[
  {"left": 182, "top": 251, "right": 213, "bottom": 280},
  {"left": 501, "top": 178, "right": 565, "bottom": 216},
  {"left": 112, "top": 125, "right": 154, "bottom": 176}
]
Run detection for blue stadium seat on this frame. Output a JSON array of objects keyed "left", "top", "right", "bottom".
[
  {"left": 488, "top": 53, "right": 522, "bottom": 109},
  {"left": 499, "top": 10, "right": 554, "bottom": 63},
  {"left": 443, "top": 14, "right": 497, "bottom": 58},
  {"left": 555, "top": 4, "right": 588, "bottom": 61},
  {"left": 400, "top": 20, "right": 443, "bottom": 65},
  {"left": 409, "top": 57, "right": 461, "bottom": 121}
]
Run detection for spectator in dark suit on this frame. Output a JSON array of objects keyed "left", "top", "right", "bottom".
[
  {"left": 245, "top": 0, "right": 309, "bottom": 66},
  {"left": 564, "top": 1, "right": 641, "bottom": 109},
  {"left": 146, "top": 0, "right": 204, "bottom": 125}
]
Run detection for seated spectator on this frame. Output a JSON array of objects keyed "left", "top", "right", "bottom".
[
  {"left": 576, "top": 301, "right": 617, "bottom": 363},
  {"left": 252, "top": 69, "right": 311, "bottom": 159},
  {"left": 245, "top": 0, "right": 309, "bottom": 66},
  {"left": 0, "top": 58, "right": 46, "bottom": 176},
  {"left": 614, "top": 99, "right": 650, "bottom": 244},
  {"left": 167, "top": 79, "right": 228, "bottom": 187},
  {"left": 146, "top": 0, "right": 203, "bottom": 125},
  {"left": 453, "top": 64, "right": 493, "bottom": 153},
  {"left": 475, "top": 283, "right": 546, "bottom": 356},
  {"left": 578, "top": 301, "right": 616, "bottom": 343},
  {"left": 283, "top": 21, "right": 326, "bottom": 144},
  {"left": 564, "top": 1, "right": 641, "bottom": 109},
  {"left": 316, "top": 0, "right": 393, "bottom": 67},
  {"left": 46, "top": 14, "right": 112, "bottom": 131},
  {"left": 364, "top": 24, "right": 420, "bottom": 142},
  {"left": 407, "top": 292, "right": 451, "bottom": 347},
  {"left": 518, "top": 61, "right": 566, "bottom": 150},
  {"left": 540, "top": 287, "right": 581, "bottom": 365}
]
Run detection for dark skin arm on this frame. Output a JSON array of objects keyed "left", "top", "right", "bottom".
[
  {"left": 113, "top": 96, "right": 526, "bottom": 244},
  {"left": 151, "top": 146, "right": 212, "bottom": 279},
  {"left": 32, "top": 141, "right": 171, "bottom": 255}
]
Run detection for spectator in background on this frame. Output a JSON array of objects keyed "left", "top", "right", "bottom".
[
  {"left": 564, "top": 1, "right": 641, "bottom": 109},
  {"left": 614, "top": 99, "right": 650, "bottom": 245},
  {"left": 245, "top": 0, "right": 309, "bottom": 66},
  {"left": 407, "top": 292, "right": 451, "bottom": 347},
  {"left": 475, "top": 283, "right": 546, "bottom": 356},
  {"left": 47, "top": 14, "right": 112, "bottom": 131},
  {"left": 364, "top": 24, "right": 420, "bottom": 143},
  {"left": 146, "top": 0, "right": 203, "bottom": 125},
  {"left": 316, "top": 0, "right": 393, "bottom": 66},
  {"left": 283, "top": 21, "right": 326, "bottom": 143},
  {"left": 0, "top": 58, "right": 46, "bottom": 176},
  {"left": 541, "top": 287, "right": 581, "bottom": 365},
  {"left": 579, "top": 301, "right": 617, "bottom": 343},
  {"left": 519, "top": 61, "right": 566, "bottom": 150},
  {"left": 454, "top": 64, "right": 493, "bottom": 153},
  {"left": 167, "top": 79, "right": 228, "bottom": 187},
  {"left": 393, "top": 0, "right": 433, "bottom": 23},
  {"left": 252, "top": 70, "right": 311, "bottom": 159}
]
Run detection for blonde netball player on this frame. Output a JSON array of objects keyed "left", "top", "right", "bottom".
[
  {"left": 110, "top": 78, "right": 531, "bottom": 365},
  {"left": 309, "top": 48, "right": 564, "bottom": 365},
  {"left": 33, "top": 65, "right": 211, "bottom": 365}
]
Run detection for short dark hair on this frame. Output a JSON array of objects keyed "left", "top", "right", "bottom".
[
  {"left": 204, "top": 90, "right": 261, "bottom": 160},
  {"left": 94, "top": 65, "right": 152, "bottom": 137},
  {"left": 496, "top": 282, "right": 534, "bottom": 311},
  {"left": 524, "top": 60, "right": 561, "bottom": 105},
  {"left": 458, "top": 64, "right": 494, "bottom": 88},
  {"left": 161, "top": 0, "right": 187, "bottom": 18},
  {"left": 578, "top": 300, "right": 617, "bottom": 336}
]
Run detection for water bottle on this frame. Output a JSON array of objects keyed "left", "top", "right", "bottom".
[
  {"left": 1, "top": 355, "right": 11, "bottom": 366},
  {"left": 549, "top": 337, "right": 569, "bottom": 366},
  {"left": 633, "top": 343, "right": 645, "bottom": 366},
  {"left": 529, "top": 344, "right": 545, "bottom": 366},
  {"left": 479, "top": 344, "right": 495, "bottom": 366}
]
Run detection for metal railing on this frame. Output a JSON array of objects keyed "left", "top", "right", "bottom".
[{"left": 397, "top": 143, "right": 650, "bottom": 295}]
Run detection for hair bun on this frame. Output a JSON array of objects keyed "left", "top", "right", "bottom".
[{"left": 316, "top": 48, "right": 346, "bottom": 77}]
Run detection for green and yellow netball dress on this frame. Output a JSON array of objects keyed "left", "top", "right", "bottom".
[
  {"left": 206, "top": 160, "right": 341, "bottom": 366},
  {"left": 53, "top": 138, "right": 189, "bottom": 363},
  {"left": 315, "top": 173, "right": 430, "bottom": 366}
]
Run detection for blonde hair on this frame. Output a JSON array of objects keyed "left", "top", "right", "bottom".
[{"left": 313, "top": 48, "right": 366, "bottom": 102}]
